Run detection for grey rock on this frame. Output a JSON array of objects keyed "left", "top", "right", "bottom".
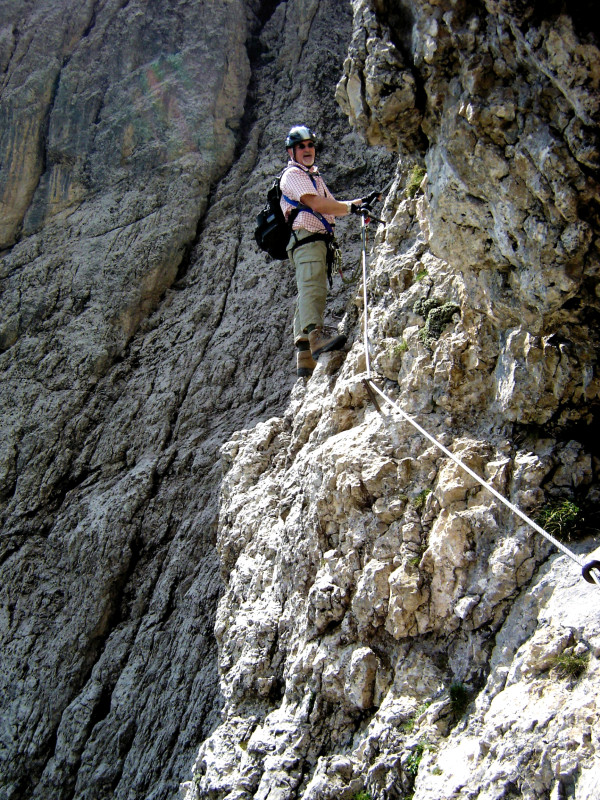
[
  {"left": 1, "top": 0, "right": 393, "bottom": 798},
  {"left": 190, "top": 1, "right": 600, "bottom": 799},
  {"left": 2, "top": 0, "right": 600, "bottom": 799}
]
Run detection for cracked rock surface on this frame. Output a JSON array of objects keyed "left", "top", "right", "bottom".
[
  {"left": 0, "top": 1, "right": 391, "bottom": 798},
  {"left": 188, "top": 1, "right": 600, "bottom": 799},
  {"left": 2, "top": 0, "right": 599, "bottom": 799}
]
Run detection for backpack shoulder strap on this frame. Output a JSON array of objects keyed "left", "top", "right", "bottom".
[
  {"left": 282, "top": 192, "right": 334, "bottom": 235},
  {"left": 279, "top": 166, "right": 334, "bottom": 235},
  {"left": 280, "top": 167, "right": 333, "bottom": 234}
]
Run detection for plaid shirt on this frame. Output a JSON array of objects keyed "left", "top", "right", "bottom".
[{"left": 280, "top": 160, "right": 336, "bottom": 234}]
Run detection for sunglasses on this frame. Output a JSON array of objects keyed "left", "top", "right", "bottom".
[{"left": 296, "top": 141, "right": 315, "bottom": 150}]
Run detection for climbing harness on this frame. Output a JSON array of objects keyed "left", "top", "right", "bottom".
[
  {"left": 282, "top": 171, "right": 341, "bottom": 286},
  {"left": 356, "top": 207, "right": 600, "bottom": 588}
]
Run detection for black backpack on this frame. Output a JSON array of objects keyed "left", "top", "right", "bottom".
[{"left": 254, "top": 173, "right": 297, "bottom": 260}]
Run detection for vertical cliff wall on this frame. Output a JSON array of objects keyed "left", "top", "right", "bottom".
[
  {"left": 186, "top": 1, "right": 600, "bottom": 799},
  {"left": 0, "top": 1, "right": 392, "bottom": 798},
  {"left": 1, "top": 1, "right": 599, "bottom": 799}
]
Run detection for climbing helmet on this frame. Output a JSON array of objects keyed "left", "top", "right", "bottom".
[{"left": 285, "top": 125, "right": 317, "bottom": 148}]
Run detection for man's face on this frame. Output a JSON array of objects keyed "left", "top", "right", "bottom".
[{"left": 291, "top": 139, "right": 315, "bottom": 167}]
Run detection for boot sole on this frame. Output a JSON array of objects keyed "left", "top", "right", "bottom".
[{"left": 311, "top": 335, "right": 347, "bottom": 359}]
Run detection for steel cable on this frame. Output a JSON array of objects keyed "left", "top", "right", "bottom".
[{"left": 358, "top": 216, "right": 600, "bottom": 587}]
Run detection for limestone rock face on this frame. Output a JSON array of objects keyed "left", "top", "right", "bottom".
[
  {"left": 187, "top": 1, "right": 600, "bottom": 799},
  {"left": 0, "top": 2, "right": 254, "bottom": 797},
  {"left": 189, "top": 363, "right": 599, "bottom": 799}
]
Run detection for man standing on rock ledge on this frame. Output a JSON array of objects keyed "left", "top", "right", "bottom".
[{"left": 281, "top": 125, "right": 376, "bottom": 377}]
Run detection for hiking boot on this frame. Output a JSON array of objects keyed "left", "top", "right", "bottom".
[
  {"left": 296, "top": 348, "right": 316, "bottom": 377},
  {"left": 308, "top": 326, "right": 347, "bottom": 359}
]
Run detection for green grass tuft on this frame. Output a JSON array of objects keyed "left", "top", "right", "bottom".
[
  {"left": 405, "top": 737, "right": 435, "bottom": 779},
  {"left": 550, "top": 651, "right": 589, "bottom": 679},
  {"left": 413, "top": 488, "right": 431, "bottom": 510},
  {"left": 535, "top": 500, "right": 581, "bottom": 541},
  {"left": 449, "top": 682, "right": 470, "bottom": 718},
  {"left": 402, "top": 700, "right": 432, "bottom": 731}
]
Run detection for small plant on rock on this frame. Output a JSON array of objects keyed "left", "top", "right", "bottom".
[
  {"left": 413, "top": 488, "right": 431, "bottom": 511},
  {"left": 401, "top": 700, "right": 432, "bottom": 731},
  {"left": 420, "top": 304, "right": 461, "bottom": 347},
  {"left": 353, "top": 791, "right": 372, "bottom": 800},
  {"left": 406, "top": 165, "right": 427, "bottom": 198},
  {"left": 413, "top": 297, "right": 439, "bottom": 317},
  {"left": 535, "top": 499, "right": 581, "bottom": 541},
  {"left": 405, "top": 746, "right": 423, "bottom": 778},
  {"left": 413, "top": 297, "right": 460, "bottom": 348},
  {"left": 449, "top": 681, "right": 470, "bottom": 718},
  {"left": 550, "top": 651, "right": 589, "bottom": 680},
  {"left": 405, "top": 737, "right": 435, "bottom": 778},
  {"left": 401, "top": 716, "right": 416, "bottom": 734}
]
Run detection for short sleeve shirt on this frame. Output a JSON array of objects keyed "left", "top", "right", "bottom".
[{"left": 280, "top": 160, "right": 336, "bottom": 233}]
